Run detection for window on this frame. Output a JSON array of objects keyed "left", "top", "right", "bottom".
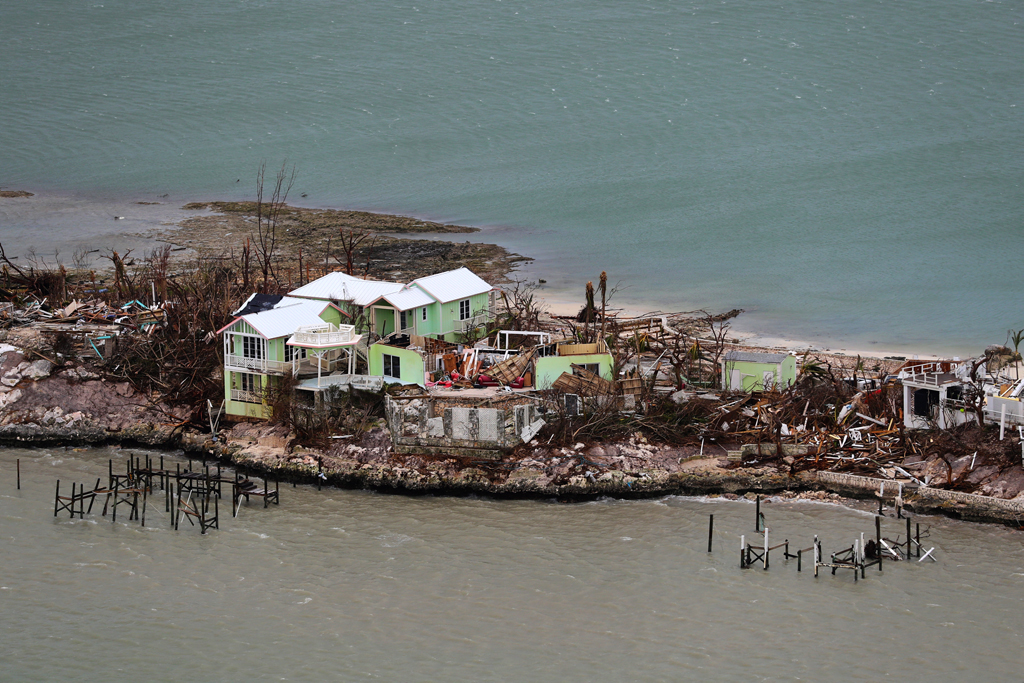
[
  {"left": 235, "top": 372, "right": 259, "bottom": 393},
  {"left": 285, "top": 345, "right": 306, "bottom": 363},
  {"left": 459, "top": 299, "right": 471, "bottom": 320},
  {"left": 382, "top": 353, "right": 401, "bottom": 378},
  {"left": 582, "top": 363, "right": 601, "bottom": 376},
  {"left": 422, "top": 306, "right": 428, "bottom": 321},
  {"left": 400, "top": 310, "right": 409, "bottom": 331},
  {"left": 242, "top": 336, "right": 263, "bottom": 359}
]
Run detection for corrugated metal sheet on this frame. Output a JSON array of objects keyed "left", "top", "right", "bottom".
[
  {"left": 724, "top": 351, "right": 789, "bottom": 364},
  {"left": 289, "top": 272, "right": 404, "bottom": 306},
  {"left": 372, "top": 285, "right": 435, "bottom": 311},
  {"left": 238, "top": 298, "right": 333, "bottom": 339},
  {"left": 411, "top": 267, "right": 492, "bottom": 304},
  {"left": 290, "top": 267, "right": 491, "bottom": 308}
]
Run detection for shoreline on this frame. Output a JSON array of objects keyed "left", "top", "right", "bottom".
[
  {"left": 4, "top": 423, "right": 1022, "bottom": 529},
  {"left": 1, "top": 189, "right": 1021, "bottom": 530},
  {"left": 0, "top": 188, "right": 987, "bottom": 357}
]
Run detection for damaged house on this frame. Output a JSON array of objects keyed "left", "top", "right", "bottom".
[
  {"left": 898, "top": 359, "right": 975, "bottom": 431},
  {"left": 384, "top": 390, "right": 545, "bottom": 459},
  {"left": 289, "top": 266, "right": 496, "bottom": 343},
  {"left": 220, "top": 267, "right": 496, "bottom": 418},
  {"left": 721, "top": 351, "right": 796, "bottom": 392},
  {"left": 218, "top": 295, "right": 362, "bottom": 419}
]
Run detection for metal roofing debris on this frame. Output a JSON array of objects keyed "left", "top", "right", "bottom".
[
  {"left": 410, "top": 267, "right": 492, "bottom": 304},
  {"left": 232, "top": 293, "right": 284, "bottom": 316},
  {"left": 724, "top": 351, "right": 789, "bottom": 363}
]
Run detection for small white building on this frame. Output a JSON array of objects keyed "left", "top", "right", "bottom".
[{"left": 899, "top": 360, "right": 974, "bottom": 430}]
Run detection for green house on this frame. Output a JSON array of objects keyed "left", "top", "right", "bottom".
[
  {"left": 218, "top": 295, "right": 359, "bottom": 419},
  {"left": 289, "top": 267, "right": 496, "bottom": 344},
  {"left": 721, "top": 351, "right": 796, "bottom": 392}
]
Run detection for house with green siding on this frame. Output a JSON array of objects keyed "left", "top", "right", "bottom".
[
  {"left": 220, "top": 268, "right": 497, "bottom": 411},
  {"left": 289, "top": 267, "right": 495, "bottom": 344},
  {"left": 218, "top": 295, "right": 360, "bottom": 419},
  {"left": 289, "top": 267, "right": 496, "bottom": 387},
  {"left": 721, "top": 351, "right": 796, "bottom": 392}
]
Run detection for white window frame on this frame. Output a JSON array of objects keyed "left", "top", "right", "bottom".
[
  {"left": 242, "top": 335, "right": 264, "bottom": 359},
  {"left": 421, "top": 306, "right": 428, "bottom": 321},
  {"left": 285, "top": 345, "right": 307, "bottom": 363},
  {"left": 400, "top": 310, "right": 409, "bottom": 331},
  {"left": 459, "top": 299, "right": 471, "bottom": 321}
]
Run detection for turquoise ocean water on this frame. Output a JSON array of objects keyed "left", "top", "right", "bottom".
[{"left": 1, "top": 0, "right": 1021, "bottom": 353}]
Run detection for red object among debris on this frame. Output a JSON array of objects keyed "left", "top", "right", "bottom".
[{"left": 477, "top": 374, "right": 524, "bottom": 389}]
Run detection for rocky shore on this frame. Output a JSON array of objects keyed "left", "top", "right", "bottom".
[{"left": 2, "top": 345, "right": 1021, "bottom": 528}]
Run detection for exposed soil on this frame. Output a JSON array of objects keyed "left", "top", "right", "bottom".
[
  {"left": 160, "top": 202, "right": 532, "bottom": 284},
  {"left": 0, "top": 190, "right": 34, "bottom": 198}
]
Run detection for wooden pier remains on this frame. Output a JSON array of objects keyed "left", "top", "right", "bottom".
[
  {"left": 47, "top": 452, "right": 282, "bottom": 534},
  {"left": 723, "top": 498, "right": 938, "bottom": 582},
  {"left": 232, "top": 475, "right": 279, "bottom": 517}
]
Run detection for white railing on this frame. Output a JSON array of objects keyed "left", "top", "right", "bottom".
[
  {"left": 224, "top": 355, "right": 292, "bottom": 374},
  {"left": 289, "top": 324, "right": 356, "bottom": 346},
  {"left": 230, "top": 389, "right": 263, "bottom": 404},
  {"left": 899, "top": 362, "right": 962, "bottom": 386}
]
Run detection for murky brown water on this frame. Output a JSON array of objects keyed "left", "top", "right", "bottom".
[{"left": 2, "top": 445, "right": 1022, "bottom": 682}]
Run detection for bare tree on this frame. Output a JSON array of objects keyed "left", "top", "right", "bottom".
[
  {"left": 336, "top": 228, "right": 377, "bottom": 275},
  {"left": 497, "top": 278, "right": 547, "bottom": 332},
  {"left": 702, "top": 310, "right": 731, "bottom": 388},
  {"left": 253, "top": 161, "right": 295, "bottom": 293}
]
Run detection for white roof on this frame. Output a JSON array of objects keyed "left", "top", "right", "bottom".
[
  {"left": 370, "top": 285, "right": 436, "bottom": 311},
  {"left": 289, "top": 271, "right": 404, "bottom": 307},
  {"left": 233, "top": 298, "right": 335, "bottom": 339},
  {"left": 411, "top": 267, "right": 492, "bottom": 304}
]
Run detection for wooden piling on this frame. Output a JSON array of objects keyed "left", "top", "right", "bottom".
[
  {"left": 740, "top": 535, "right": 746, "bottom": 569},
  {"left": 915, "top": 523, "right": 921, "bottom": 558},
  {"left": 813, "top": 536, "right": 819, "bottom": 578},
  {"left": 708, "top": 514, "right": 714, "bottom": 553},
  {"left": 87, "top": 478, "right": 100, "bottom": 514},
  {"left": 876, "top": 515, "right": 882, "bottom": 571},
  {"left": 16, "top": 458, "right": 20, "bottom": 490},
  {"left": 755, "top": 495, "right": 761, "bottom": 531},
  {"left": 763, "top": 527, "right": 769, "bottom": 570},
  {"left": 797, "top": 549, "right": 802, "bottom": 572}
]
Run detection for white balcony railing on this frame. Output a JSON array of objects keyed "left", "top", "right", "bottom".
[
  {"left": 288, "top": 324, "right": 356, "bottom": 347},
  {"left": 230, "top": 389, "right": 263, "bottom": 404},
  {"left": 224, "top": 355, "right": 292, "bottom": 375}
]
